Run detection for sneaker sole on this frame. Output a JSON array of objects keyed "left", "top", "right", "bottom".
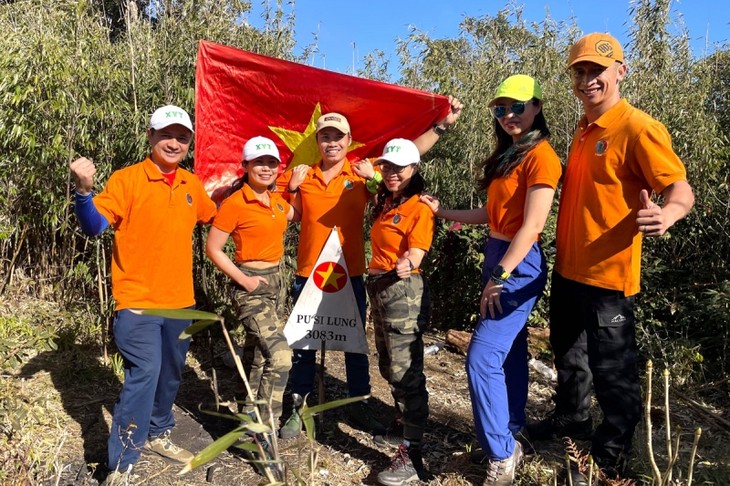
[{"left": 377, "top": 471, "right": 419, "bottom": 486}]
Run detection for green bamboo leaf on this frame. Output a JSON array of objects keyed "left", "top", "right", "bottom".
[
  {"left": 302, "top": 395, "right": 366, "bottom": 416},
  {"left": 180, "top": 430, "right": 244, "bottom": 473},
  {"left": 179, "top": 320, "right": 219, "bottom": 339},
  {"left": 136, "top": 308, "right": 220, "bottom": 321}
]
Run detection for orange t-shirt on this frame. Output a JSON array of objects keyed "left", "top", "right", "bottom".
[
  {"left": 278, "top": 159, "right": 370, "bottom": 277},
  {"left": 369, "top": 195, "right": 435, "bottom": 272},
  {"left": 555, "top": 99, "right": 688, "bottom": 296},
  {"left": 92, "top": 157, "right": 217, "bottom": 310},
  {"left": 212, "top": 184, "right": 291, "bottom": 264},
  {"left": 487, "top": 139, "right": 562, "bottom": 239}
]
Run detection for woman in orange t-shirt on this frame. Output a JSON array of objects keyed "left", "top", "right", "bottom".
[
  {"left": 421, "top": 75, "right": 561, "bottom": 484},
  {"left": 206, "top": 136, "right": 305, "bottom": 435},
  {"left": 366, "top": 138, "right": 435, "bottom": 484}
]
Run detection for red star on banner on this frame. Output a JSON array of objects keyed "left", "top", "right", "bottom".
[{"left": 313, "top": 262, "right": 347, "bottom": 293}]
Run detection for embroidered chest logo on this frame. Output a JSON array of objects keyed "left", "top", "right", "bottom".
[
  {"left": 186, "top": 193, "right": 193, "bottom": 205},
  {"left": 343, "top": 179, "right": 354, "bottom": 190},
  {"left": 277, "top": 203, "right": 284, "bottom": 212},
  {"left": 392, "top": 214, "right": 402, "bottom": 224},
  {"left": 595, "top": 139, "right": 608, "bottom": 156}
]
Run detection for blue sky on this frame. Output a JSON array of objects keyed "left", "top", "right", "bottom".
[{"left": 247, "top": 0, "right": 729, "bottom": 75}]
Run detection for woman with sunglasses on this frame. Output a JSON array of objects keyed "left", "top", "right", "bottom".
[
  {"left": 206, "top": 136, "right": 306, "bottom": 436},
  {"left": 366, "top": 138, "right": 435, "bottom": 486},
  {"left": 421, "top": 75, "right": 562, "bottom": 485}
]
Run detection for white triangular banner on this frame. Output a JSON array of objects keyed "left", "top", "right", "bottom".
[{"left": 284, "top": 227, "right": 369, "bottom": 354}]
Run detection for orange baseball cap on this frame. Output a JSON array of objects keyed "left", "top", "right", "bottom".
[{"left": 567, "top": 33, "right": 624, "bottom": 68}]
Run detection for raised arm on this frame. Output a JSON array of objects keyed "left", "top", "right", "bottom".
[
  {"left": 420, "top": 194, "right": 488, "bottom": 225},
  {"left": 636, "top": 181, "right": 694, "bottom": 237},
  {"left": 413, "top": 95, "right": 464, "bottom": 155}
]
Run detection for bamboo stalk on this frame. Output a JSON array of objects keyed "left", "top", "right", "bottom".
[
  {"left": 663, "top": 368, "right": 672, "bottom": 484},
  {"left": 645, "top": 360, "right": 663, "bottom": 483},
  {"left": 687, "top": 427, "right": 702, "bottom": 486}
]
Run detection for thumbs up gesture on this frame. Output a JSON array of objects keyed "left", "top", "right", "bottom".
[{"left": 636, "top": 189, "right": 664, "bottom": 237}]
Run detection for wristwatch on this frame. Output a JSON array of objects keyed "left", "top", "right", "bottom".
[
  {"left": 432, "top": 124, "right": 447, "bottom": 136},
  {"left": 490, "top": 265, "right": 510, "bottom": 285}
]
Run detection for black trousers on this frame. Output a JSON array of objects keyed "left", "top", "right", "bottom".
[{"left": 549, "top": 271, "right": 642, "bottom": 463}]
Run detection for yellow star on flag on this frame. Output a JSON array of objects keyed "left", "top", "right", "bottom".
[
  {"left": 315, "top": 262, "right": 346, "bottom": 291},
  {"left": 270, "top": 103, "right": 364, "bottom": 170}
]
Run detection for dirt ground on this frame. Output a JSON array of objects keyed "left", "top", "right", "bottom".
[{"left": 10, "top": 321, "right": 730, "bottom": 486}]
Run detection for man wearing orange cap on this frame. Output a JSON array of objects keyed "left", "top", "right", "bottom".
[
  {"left": 526, "top": 33, "right": 694, "bottom": 482},
  {"left": 70, "top": 105, "right": 216, "bottom": 484},
  {"left": 277, "top": 98, "right": 462, "bottom": 439}
]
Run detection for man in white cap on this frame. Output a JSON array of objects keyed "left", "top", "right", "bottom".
[{"left": 70, "top": 104, "right": 216, "bottom": 484}]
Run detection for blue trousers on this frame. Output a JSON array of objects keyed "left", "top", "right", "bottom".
[
  {"left": 288, "top": 275, "right": 371, "bottom": 398},
  {"left": 107, "top": 309, "right": 191, "bottom": 470},
  {"left": 467, "top": 239, "right": 546, "bottom": 460}
]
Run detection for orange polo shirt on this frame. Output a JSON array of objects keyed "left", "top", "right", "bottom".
[
  {"left": 555, "top": 99, "right": 687, "bottom": 296},
  {"left": 369, "top": 195, "right": 435, "bottom": 272},
  {"left": 212, "top": 184, "right": 291, "bottom": 264},
  {"left": 278, "top": 159, "right": 370, "bottom": 277},
  {"left": 92, "top": 157, "right": 217, "bottom": 310},
  {"left": 487, "top": 139, "right": 562, "bottom": 239}
]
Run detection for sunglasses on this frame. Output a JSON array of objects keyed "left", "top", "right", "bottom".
[
  {"left": 379, "top": 162, "right": 411, "bottom": 174},
  {"left": 490, "top": 100, "right": 534, "bottom": 119}
]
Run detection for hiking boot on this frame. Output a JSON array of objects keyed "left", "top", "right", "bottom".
[
  {"left": 471, "top": 428, "right": 535, "bottom": 464},
  {"left": 526, "top": 411, "right": 592, "bottom": 441},
  {"left": 279, "top": 393, "right": 303, "bottom": 439},
  {"left": 568, "top": 468, "right": 589, "bottom": 486},
  {"left": 347, "top": 401, "right": 387, "bottom": 435},
  {"left": 482, "top": 441, "right": 523, "bottom": 486},
  {"left": 101, "top": 465, "right": 135, "bottom": 486},
  {"left": 144, "top": 429, "right": 194, "bottom": 463},
  {"left": 377, "top": 443, "right": 426, "bottom": 486}
]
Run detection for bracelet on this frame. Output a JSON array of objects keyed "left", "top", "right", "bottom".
[
  {"left": 365, "top": 171, "right": 383, "bottom": 194},
  {"left": 490, "top": 264, "right": 510, "bottom": 285},
  {"left": 286, "top": 186, "right": 299, "bottom": 193},
  {"left": 406, "top": 258, "right": 414, "bottom": 271},
  {"left": 432, "top": 124, "right": 447, "bottom": 136}
]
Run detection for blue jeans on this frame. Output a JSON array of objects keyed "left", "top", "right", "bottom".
[
  {"left": 288, "top": 275, "right": 371, "bottom": 398},
  {"left": 467, "top": 239, "right": 546, "bottom": 460},
  {"left": 107, "top": 309, "right": 191, "bottom": 470}
]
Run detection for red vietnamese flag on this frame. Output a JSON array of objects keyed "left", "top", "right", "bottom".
[{"left": 194, "top": 40, "right": 450, "bottom": 200}]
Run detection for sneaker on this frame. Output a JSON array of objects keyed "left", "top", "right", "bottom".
[
  {"left": 101, "top": 465, "right": 135, "bottom": 486},
  {"left": 144, "top": 429, "right": 194, "bottom": 463},
  {"left": 471, "top": 428, "right": 535, "bottom": 464},
  {"left": 279, "top": 408, "right": 302, "bottom": 439},
  {"left": 482, "top": 441, "right": 523, "bottom": 486},
  {"left": 525, "top": 411, "right": 592, "bottom": 441},
  {"left": 377, "top": 444, "right": 425, "bottom": 486},
  {"left": 347, "top": 401, "right": 387, "bottom": 435}
]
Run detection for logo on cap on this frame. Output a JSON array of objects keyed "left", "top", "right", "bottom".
[
  {"left": 324, "top": 116, "right": 341, "bottom": 122},
  {"left": 384, "top": 145, "right": 401, "bottom": 154},
  {"left": 595, "top": 41, "right": 614, "bottom": 57}
]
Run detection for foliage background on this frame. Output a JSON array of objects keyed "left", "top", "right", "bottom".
[{"left": 0, "top": 0, "right": 728, "bottom": 480}]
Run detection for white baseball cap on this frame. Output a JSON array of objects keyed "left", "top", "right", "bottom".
[
  {"left": 375, "top": 138, "right": 420, "bottom": 167},
  {"left": 149, "top": 105, "right": 193, "bottom": 132},
  {"left": 243, "top": 136, "right": 281, "bottom": 162}
]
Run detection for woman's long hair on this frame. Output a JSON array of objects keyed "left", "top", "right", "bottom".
[
  {"left": 371, "top": 169, "right": 426, "bottom": 219},
  {"left": 478, "top": 102, "right": 550, "bottom": 191}
]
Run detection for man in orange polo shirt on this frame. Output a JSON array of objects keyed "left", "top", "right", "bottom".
[
  {"left": 526, "top": 34, "right": 694, "bottom": 482},
  {"left": 277, "top": 98, "right": 462, "bottom": 438},
  {"left": 70, "top": 105, "right": 216, "bottom": 484}
]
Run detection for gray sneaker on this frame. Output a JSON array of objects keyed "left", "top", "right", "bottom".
[
  {"left": 101, "top": 465, "right": 135, "bottom": 486},
  {"left": 144, "top": 429, "right": 194, "bottom": 464},
  {"left": 482, "top": 441, "right": 523, "bottom": 486},
  {"left": 377, "top": 444, "right": 424, "bottom": 486}
]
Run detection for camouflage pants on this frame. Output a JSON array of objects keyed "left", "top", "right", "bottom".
[
  {"left": 231, "top": 265, "right": 292, "bottom": 425},
  {"left": 366, "top": 271, "right": 431, "bottom": 441}
]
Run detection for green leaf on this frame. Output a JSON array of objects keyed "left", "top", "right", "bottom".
[
  {"left": 180, "top": 430, "right": 244, "bottom": 473},
  {"left": 136, "top": 308, "right": 220, "bottom": 321},
  {"left": 179, "top": 320, "right": 219, "bottom": 339}
]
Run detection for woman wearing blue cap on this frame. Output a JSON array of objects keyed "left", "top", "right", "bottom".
[{"left": 421, "top": 75, "right": 562, "bottom": 485}]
